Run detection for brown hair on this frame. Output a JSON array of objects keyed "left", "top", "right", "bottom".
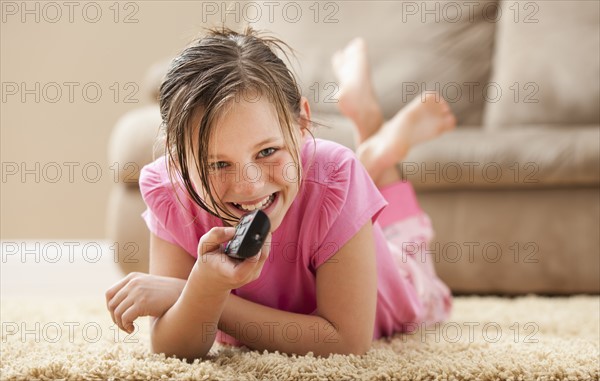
[{"left": 158, "top": 26, "right": 310, "bottom": 224}]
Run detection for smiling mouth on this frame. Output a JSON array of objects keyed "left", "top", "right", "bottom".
[{"left": 230, "top": 193, "right": 276, "bottom": 212}]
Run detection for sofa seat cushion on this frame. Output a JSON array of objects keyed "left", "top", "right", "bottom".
[
  {"left": 313, "top": 113, "right": 599, "bottom": 191},
  {"left": 404, "top": 126, "right": 600, "bottom": 190}
]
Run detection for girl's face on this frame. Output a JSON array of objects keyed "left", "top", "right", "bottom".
[{"left": 190, "top": 95, "right": 308, "bottom": 231}]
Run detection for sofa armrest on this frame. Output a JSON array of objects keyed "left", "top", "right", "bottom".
[
  {"left": 106, "top": 105, "right": 163, "bottom": 275},
  {"left": 107, "top": 105, "right": 163, "bottom": 186}
]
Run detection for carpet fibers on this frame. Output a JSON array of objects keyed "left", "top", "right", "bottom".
[{"left": 1, "top": 295, "right": 598, "bottom": 380}]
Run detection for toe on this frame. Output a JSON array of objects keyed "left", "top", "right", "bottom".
[
  {"left": 444, "top": 114, "right": 457, "bottom": 130},
  {"left": 331, "top": 50, "right": 343, "bottom": 70}
]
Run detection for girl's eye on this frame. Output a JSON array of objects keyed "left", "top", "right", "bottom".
[
  {"left": 258, "top": 147, "right": 277, "bottom": 158},
  {"left": 209, "top": 161, "right": 228, "bottom": 170}
]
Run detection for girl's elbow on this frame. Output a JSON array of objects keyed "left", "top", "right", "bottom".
[
  {"left": 149, "top": 335, "right": 172, "bottom": 358},
  {"left": 347, "top": 340, "right": 372, "bottom": 356},
  {"left": 150, "top": 341, "right": 208, "bottom": 362},
  {"left": 329, "top": 343, "right": 370, "bottom": 356},
  {"left": 150, "top": 343, "right": 168, "bottom": 357},
  {"left": 339, "top": 334, "right": 372, "bottom": 356},
  {"left": 150, "top": 330, "right": 210, "bottom": 361},
  {"left": 149, "top": 326, "right": 169, "bottom": 356}
]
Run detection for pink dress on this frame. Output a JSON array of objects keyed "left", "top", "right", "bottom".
[{"left": 140, "top": 138, "right": 452, "bottom": 346}]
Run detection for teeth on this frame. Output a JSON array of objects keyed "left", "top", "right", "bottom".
[{"left": 234, "top": 193, "right": 274, "bottom": 211}]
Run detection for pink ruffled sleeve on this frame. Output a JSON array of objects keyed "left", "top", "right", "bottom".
[{"left": 138, "top": 156, "right": 199, "bottom": 256}]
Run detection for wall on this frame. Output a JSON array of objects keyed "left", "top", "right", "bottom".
[{"left": 1, "top": 1, "right": 238, "bottom": 238}]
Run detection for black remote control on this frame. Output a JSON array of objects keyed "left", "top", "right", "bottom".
[{"left": 224, "top": 210, "right": 271, "bottom": 259}]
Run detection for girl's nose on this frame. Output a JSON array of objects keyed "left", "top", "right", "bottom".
[
  {"left": 231, "top": 163, "right": 265, "bottom": 195},
  {"left": 232, "top": 178, "right": 265, "bottom": 198}
]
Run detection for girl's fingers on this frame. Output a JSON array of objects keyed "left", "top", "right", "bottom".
[
  {"left": 113, "top": 295, "right": 135, "bottom": 332},
  {"left": 198, "top": 227, "right": 236, "bottom": 256},
  {"left": 230, "top": 233, "right": 272, "bottom": 280},
  {"left": 106, "top": 274, "right": 139, "bottom": 324},
  {"left": 197, "top": 230, "right": 271, "bottom": 289},
  {"left": 105, "top": 272, "right": 138, "bottom": 310},
  {"left": 107, "top": 280, "right": 136, "bottom": 326},
  {"left": 250, "top": 232, "right": 272, "bottom": 264},
  {"left": 121, "top": 304, "right": 140, "bottom": 334}
]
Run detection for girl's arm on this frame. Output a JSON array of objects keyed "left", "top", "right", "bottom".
[
  {"left": 219, "top": 220, "right": 378, "bottom": 356},
  {"left": 147, "top": 233, "right": 228, "bottom": 359},
  {"left": 149, "top": 228, "right": 271, "bottom": 360}
]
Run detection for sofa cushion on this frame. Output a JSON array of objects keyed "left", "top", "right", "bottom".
[
  {"left": 249, "top": 0, "right": 498, "bottom": 126},
  {"left": 313, "top": 114, "right": 599, "bottom": 190},
  {"left": 484, "top": 0, "right": 600, "bottom": 129},
  {"left": 404, "top": 126, "right": 600, "bottom": 190}
]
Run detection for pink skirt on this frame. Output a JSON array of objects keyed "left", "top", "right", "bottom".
[{"left": 378, "top": 181, "right": 452, "bottom": 325}]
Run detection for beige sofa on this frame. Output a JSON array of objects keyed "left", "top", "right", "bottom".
[{"left": 107, "top": 0, "right": 600, "bottom": 294}]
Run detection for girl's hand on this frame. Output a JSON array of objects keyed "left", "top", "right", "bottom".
[
  {"left": 105, "top": 273, "right": 185, "bottom": 333},
  {"left": 193, "top": 226, "right": 272, "bottom": 296}
]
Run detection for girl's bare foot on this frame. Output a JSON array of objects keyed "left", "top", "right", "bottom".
[
  {"left": 356, "top": 92, "right": 457, "bottom": 186},
  {"left": 331, "top": 38, "right": 384, "bottom": 145}
]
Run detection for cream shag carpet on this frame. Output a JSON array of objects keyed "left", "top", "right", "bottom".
[{"left": 1, "top": 295, "right": 598, "bottom": 381}]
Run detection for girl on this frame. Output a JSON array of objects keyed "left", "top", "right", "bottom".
[{"left": 105, "top": 27, "right": 454, "bottom": 360}]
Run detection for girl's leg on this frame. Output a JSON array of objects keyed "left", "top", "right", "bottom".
[
  {"left": 331, "top": 38, "right": 456, "bottom": 188},
  {"left": 331, "top": 38, "right": 384, "bottom": 146},
  {"left": 332, "top": 38, "right": 454, "bottom": 324}
]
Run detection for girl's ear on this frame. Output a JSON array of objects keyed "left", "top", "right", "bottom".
[{"left": 298, "top": 96, "right": 312, "bottom": 138}]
